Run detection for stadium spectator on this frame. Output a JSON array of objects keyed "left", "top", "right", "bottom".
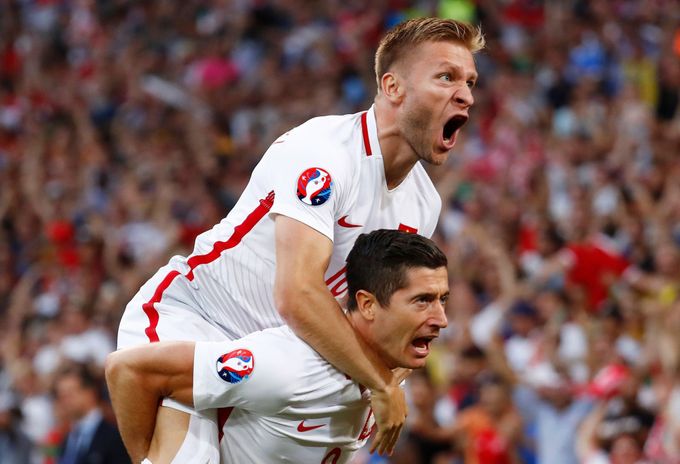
[
  {"left": 0, "top": 391, "right": 34, "bottom": 464},
  {"left": 54, "top": 364, "right": 129, "bottom": 464}
]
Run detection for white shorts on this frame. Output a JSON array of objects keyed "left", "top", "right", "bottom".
[
  {"left": 117, "top": 258, "right": 230, "bottom": 463},
  {"left": 118, "top": 258, "right": 230, "bottom": 350}
]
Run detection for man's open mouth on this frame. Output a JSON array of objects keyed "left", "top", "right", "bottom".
[
  {"left": 443, "top": 114, "right": 468, "bottom": 144},
  {"left": 411, "top": 335, "right": 437, "bottom": 355}
]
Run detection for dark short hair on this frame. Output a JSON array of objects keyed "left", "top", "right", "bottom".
[
  {"left": 346, "top": 229, "right": 447, "bottom": 311},
  {"left": 460, "top": 344, "right": 486, "bottom": 360},
  {"left": 56, "top": 363, "right": 102, "bottom": 398}
]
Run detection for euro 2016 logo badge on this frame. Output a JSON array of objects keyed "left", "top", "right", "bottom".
[
  {"left": 216, "top": 349, "right": 254, "bottom": 384},
  {"left": 297, "top": 168, "right": 332, "bottom": 206}
]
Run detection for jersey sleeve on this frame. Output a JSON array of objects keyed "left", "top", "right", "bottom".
[
  {"left": 193, "top": 329, "right": 301, "bottom": 415},
  {"left": 262, "top": 127, "right": 354, "bottom": 242}
]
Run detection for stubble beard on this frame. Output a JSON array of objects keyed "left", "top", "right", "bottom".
[{"left": 401, "top": 102, "right": 437, "bottom": 165}]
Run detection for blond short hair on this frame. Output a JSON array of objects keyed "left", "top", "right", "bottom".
[{"left": 375, "top": 17, "right": 485, "bottom": 83}]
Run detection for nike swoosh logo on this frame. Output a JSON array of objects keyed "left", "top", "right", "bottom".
[
  {"left": 338, "top": 215, "right": 362, "bottom": 228},
  {"left": 297, "top": 420, "right": 325, "bottom": 432}
]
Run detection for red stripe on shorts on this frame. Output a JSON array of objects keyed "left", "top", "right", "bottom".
[
  {"left": 142, "top": 270, "right": 181, "bottom": 342},
  {"left": 141, "top": 191, "right": 275, "bottom": 342},
  {"left": 361, "top": 112, "right": 372, "bottom": 156}
]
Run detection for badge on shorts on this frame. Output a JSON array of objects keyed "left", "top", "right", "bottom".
[
  {"left": 297, "top": 167, "right": 332, "bottom": 206},
  {"left": 216, "top": 349, "right": 254, "bottom": 384}
]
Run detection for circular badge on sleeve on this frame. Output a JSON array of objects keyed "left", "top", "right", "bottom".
[
  {"left": 297, "top": 168, "right": 333, "bottom": 206},
  {"left": 216, "top": 349, "right": 254, "bottom": 384}
]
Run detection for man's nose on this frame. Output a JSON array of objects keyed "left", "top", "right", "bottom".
[
  {"left": 430, "top": 300, "right": 448, "bottom": 329},
  {"left": 454, "top": 84, "right": 474, "bottom": 109}
]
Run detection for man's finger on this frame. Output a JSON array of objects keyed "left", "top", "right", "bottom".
[
  {"left": 377, "top": 429, "right": 390, "bottom": 455},
  {"left": 392, "top": 368, "right": 412, "bottom": 384},
  {"left": 369, "top": 428, "right": 384, "bottom": 454},
  {"left": 381, "top": 424, "right": 401, "bottom": 456},
  {"left": 380, "top": 428, "right": 394, "bottom": 455},
  {"left": 389, "top": 423, "right": 404, "bottom": 455},
  {"left": 373, "top": 426, "right": 389, "bottom": 456},
  {"left": 384, "top": 425, "right": 398, "bottom": 455}
]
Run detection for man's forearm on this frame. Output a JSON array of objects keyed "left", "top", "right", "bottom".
[
  {"left": 106, "top": 342, "right": 194, "bottom": 462},
  {"left": 274, "top": 216, "right": 408, "bottom": 455},
  {"left": 278, "top": 281, "right": 392, "bottom": 391},
  {"left": 105, "top": 350, "right": 162, "bottom": 463},
  {"left": 105, "top": 343, "right": 196, "bottom": 463}
]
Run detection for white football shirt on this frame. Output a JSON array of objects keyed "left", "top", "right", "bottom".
[
  {"left": 193, "top": 326, "right": 375, "bottom": 464},
  {"left": 144, "top": 105, "right": 441, "bottom": 340}
]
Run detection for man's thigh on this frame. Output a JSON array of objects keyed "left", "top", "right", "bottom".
[
  {"left": 117, "top": 263, "right": 229, "bottom": 463},
  {"left": 118, "top": 263, "right": 228, "bottom": 348}
]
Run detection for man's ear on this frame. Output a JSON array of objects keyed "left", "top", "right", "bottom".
[
  {"left": 380, "top": 72, "right": 404, "bottom": 103},
  {"left": 355, "top": 290, "right": 378, "bottom": 321}
]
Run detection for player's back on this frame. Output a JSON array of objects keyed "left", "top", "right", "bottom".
[
  {"left": 184, "top": 113, "right": 361, "bottom": 339},
  {"left": 176, "top": 107, "right": 441, "bottom": 339},
  {"left": 193, "top": 326, "right": 374, "bottom": 464}
]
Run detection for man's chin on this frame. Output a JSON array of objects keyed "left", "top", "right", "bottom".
[
  {"left": 430, "top": 155, "right": 447, "bottom": 166},
  {"left": 424, "top": 148, "right": 452, "bottom": 165},
  {"left": 401, "top": 357, "right": 427, "bottom": 370}
]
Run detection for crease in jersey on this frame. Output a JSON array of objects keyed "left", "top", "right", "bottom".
[
  {"left": 141, "top": 191, "right": 275, "bottom": 343},
  {"left": 218, "top": 406, "right": 234, "bottom": 442}
]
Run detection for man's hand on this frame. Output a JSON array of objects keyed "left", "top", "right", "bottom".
[{"left": 369, "top": 368, "right": 411, "bottom": 455}]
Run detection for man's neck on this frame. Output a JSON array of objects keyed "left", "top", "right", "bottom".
[
  {"left": 373, "top": 99, "right": 420, "bottom": 190},
  {"left": 346, "top": 310, "right": 395, "bottom": 371}
]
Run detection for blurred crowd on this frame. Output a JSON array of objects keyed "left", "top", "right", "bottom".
[{"left": 0, "top": 0, "right": 678, "bottom": 463}]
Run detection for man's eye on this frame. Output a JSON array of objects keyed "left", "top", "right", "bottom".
[
  {"left": 467, "top": 80, "right": 476, "bottom": 88},
  {"left": 439, "top": 74, "right": 451, "bottom": 82}
]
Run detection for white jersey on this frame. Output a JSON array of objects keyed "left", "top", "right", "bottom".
[
  {"left": 142, "top": 105, "right": 441, "bottom": 341},
  {"left": 193, "top": 326, "right": 375, "bottom": 464}
]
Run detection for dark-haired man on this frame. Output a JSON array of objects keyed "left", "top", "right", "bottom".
[
  {"left": 55, "top": 365, "right": 130, "bottom": 464},
  {"left": 107, "top": 229, "right": 449, "bottom": 463},
  {"left": 115, "top": 17, "right": 482, "bottom": 461}
]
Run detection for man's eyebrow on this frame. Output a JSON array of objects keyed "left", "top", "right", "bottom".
[
  {"left": 436, "top": 61, "right": 478, "bottom": 81},
  {"left": 411, "top": 290, "right": 450, "bottom": 300}
]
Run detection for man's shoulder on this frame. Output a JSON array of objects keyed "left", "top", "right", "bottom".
[
  {"left": 237, "top": 327, "right": 356, "bottom": 408},
  {"left": 88, "top": 418, "right": 129, "bottom": 460},
  {"left": 297, "top": 112, "right": 359, "bottom": 134},
  {"left": 91, "top": 417, "right": 121, "bottom": 440},
  {"left": 241, "top": 326, "right": 321, "bottom": 369},
  {"left": 277, "top": 112, "right": 363, "bottom": 157},
  {"left": 246, "top": 326, "right": 352, "bottom": 386}
]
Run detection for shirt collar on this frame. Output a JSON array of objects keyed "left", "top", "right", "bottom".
[{"left": 363, "top": 105, "right": 383, "bottom": 158}]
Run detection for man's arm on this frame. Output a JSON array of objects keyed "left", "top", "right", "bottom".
[
  {"left": 274, "top": 215, "right": 406, "bottom": 455},
  {"left": 105, "top": 342, "right": 195, "bottom": 463}
]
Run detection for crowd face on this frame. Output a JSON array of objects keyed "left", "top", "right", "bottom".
[
  {"left": 369, "top": 266, "right": 449, "bottom": 370},
  {"left": 54, "top": 375, "right": 94, "bottom": 422},
  {"left": 397, "top": 40, "right": 477, "bottom": 165},
  {"left": 409, "top": 375, "right": 436, "bottom": 410},
  {"left": 655, "top": 243, "right": 679, "bottom": 277},
  {"left": 479, "top": 382, "right": 510, "bottom": 418},
  {"left": 610, "top": 435, "right": 643, "bottom": 464}
]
